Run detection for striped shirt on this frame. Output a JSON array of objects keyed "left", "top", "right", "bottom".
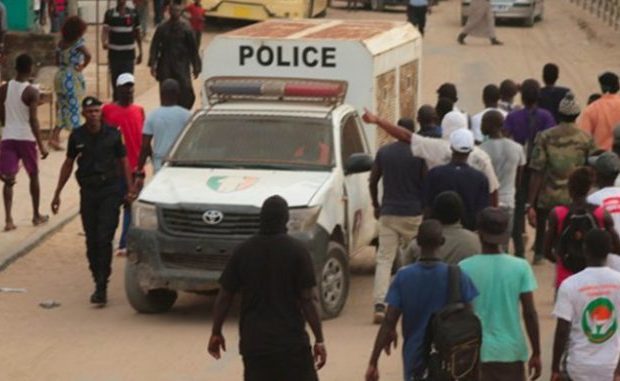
[{"left": 104, "top": 6, "right": 140, "bottom": 61}]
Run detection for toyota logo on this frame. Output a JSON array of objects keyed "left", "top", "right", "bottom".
[{"left": 202, "top": 210, "right": 224, "bottom": 225}]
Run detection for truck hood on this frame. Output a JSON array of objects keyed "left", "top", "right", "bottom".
[{"left": 139, "top": 167, "right": 331, "bottom": 208}]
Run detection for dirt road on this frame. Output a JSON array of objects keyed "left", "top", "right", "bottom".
[{"left": 1, "top": 1, "right": 620, "bottom": 380}]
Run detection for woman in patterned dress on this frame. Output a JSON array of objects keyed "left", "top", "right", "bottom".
[{"left": 49, "top": 16, "right": 91, "bottom": 150}]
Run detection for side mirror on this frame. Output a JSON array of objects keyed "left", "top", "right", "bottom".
[{"left": 344, "top": 153, "right": 373, "bottom": 175}]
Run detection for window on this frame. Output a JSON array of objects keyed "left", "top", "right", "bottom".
[{"left": 341, "top": 114, "right": 365, "bottom": 164}]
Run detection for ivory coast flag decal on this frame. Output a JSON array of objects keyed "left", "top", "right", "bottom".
[
  {"left": 207, "top": 176, "right": 259, "bottom": 193},
  {"left": 582, "top": 297, "right": 617, "bottom": 344}
]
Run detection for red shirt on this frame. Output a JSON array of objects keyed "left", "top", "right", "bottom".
[
  {"left": 102, "top": 103, "right": 145, "bottom": 170},
  {"left": 185, "top": 3, "right": 206, "bottom": 32}
]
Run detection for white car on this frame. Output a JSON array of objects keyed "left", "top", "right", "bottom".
[
  {"left": 461, "top": 0, "right": 544, "bottom": 27},
  {"left": 126, "top": 78, "right": 377, "bottom": 319}
]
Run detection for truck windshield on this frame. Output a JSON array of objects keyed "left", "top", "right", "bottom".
[{"left": 169, "top": 115, "right": 334, "bottom": 171}]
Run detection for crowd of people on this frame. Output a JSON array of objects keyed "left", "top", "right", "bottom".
[{"left": 359, "top": 65, "right": 620, "bottom": 381}]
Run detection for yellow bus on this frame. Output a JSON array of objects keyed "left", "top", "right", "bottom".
[{"left": 202, "top": 0, "right": 328, "bottom": 21}]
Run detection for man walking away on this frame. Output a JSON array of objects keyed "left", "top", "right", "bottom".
[
  {"left": 471, "top": 84, "right": 507, "bottom": 143},
  {"left": 102, "top": 73, "right": 145, "bottom": 256},
  {"left": 498, "top": 79, "right": 520, "bottom": 113},
  {"left": 0, "top": 54, "right": 49, "bottom": 231},
  {"left": 407, "top": 0, "right": 431, "bottom": 36},
  {"left": 49, "top": 0, "right": 67, "bottom": 33},
  {"left": 136, "top": 79, "right": 190, "bottom": 180},
  {"left": 102, "top": 0, "right": 143, "bottom": 98},
  {"left": 580, "top": 72, "right": 620, "bottom": 150},
  {"left": 424, "top": 129, "right": 490, "bottom": 231},
  {"left": 51, "top": 97, "right": 136, "bottom": 305},
  {"left": 149, "top": 0, "right": 201, "bottom": 110},
  {"left": 552, "top": 229, "right": 620, "bottom": 381},
  {"left": 504, "top": 79, "right": 555, "bottom": 259},
  {"left": 416, "top": 105, "right": 441, "bottom": 138},
  {"left": 480, "top": 110, "right": 525, "bottom": 252},
  {"left": 366, "top": 220, "right": 478, "bottom": 381},
  {"left": 539, "top": 63, "right": 570, "bottom": 123},
  {"left": 458, "top": 0, "right": 502, "bottom": 45},
  {"left": 460, "top": 207, "right": 542, "bottom": 381},
  {"left": 527, "top": 93, "right": 597, "bottom": 264},
  {"left": 208, "top": 196, "right": 326, "bottom": 381},
  {"left": 370, "top": 120, "right": 427, "bottom": 324},
  {"left": 406, "top": 191, "right": 481, "bottom": 264},
  {"left": 588, "top": 152, "right": 620, "bottom": 238}
]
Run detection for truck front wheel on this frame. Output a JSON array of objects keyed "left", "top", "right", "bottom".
[
  {"left": 125, "top": 261, "right": 178, "bottom": 313},
  {"left": 318, "top": 242, "right": 350, "bottom": 319}
]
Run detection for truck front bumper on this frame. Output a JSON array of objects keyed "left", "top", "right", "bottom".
[{"left": 127, "top": 226, "right": 330, "bottom": 292}]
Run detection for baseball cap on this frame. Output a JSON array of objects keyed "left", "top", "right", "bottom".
[
  {"left": 116, "top": 73, "right": 135, "bottom": 87},
  {"left": 588, "top": 151, "right": 620, "bottom": 176},
  {"left": 441, "top": 110, "right": 468, "bottom": 140},
  {"left": 449, "top": 128, "right": 474, "bottom": 154},
  {"left": 82, "top": 96, "right": 102, "bottom": 108},
  {"left": 478, "top": 207, "right": 510, "bottom": 245}
]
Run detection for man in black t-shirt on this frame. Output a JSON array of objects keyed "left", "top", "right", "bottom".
[
  {"left": 208, "top": 195, "right": 327, "bottom": 381},
  {"left": 51, "top": 97, "right": 136, "bottom": 306},
  {"left": 102, "top": 0, "right": 143, "bottom": 98}
]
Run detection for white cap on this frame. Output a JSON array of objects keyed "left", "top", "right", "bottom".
[
  {"left": 450, "top": 128, "right": 474, "bottom": 153},
  {"left": 116, "top": 73, "right": 135, "bottom": 87},
  {"left": 441, "top": 110, "right": 468, "bottom": 140}
]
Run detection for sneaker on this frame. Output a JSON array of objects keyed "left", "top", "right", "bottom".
[{"left": 373, "top": 304, "right": 386, "bottom": 324}]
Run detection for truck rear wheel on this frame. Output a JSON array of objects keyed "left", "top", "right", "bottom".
[
  {"left": 318, "top": 242, "right": 350, "bottom": 319},
  {"left": 125, "top": 261, "right": 178, "bottom": 314}
]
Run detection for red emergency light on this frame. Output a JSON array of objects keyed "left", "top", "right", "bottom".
[{"left": 205, "top": 77, "right": 348, "bottom": 106}]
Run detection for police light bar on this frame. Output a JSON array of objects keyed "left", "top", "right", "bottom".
[{"left": 205, "top": 77, "right": 348, "bottom": 106}]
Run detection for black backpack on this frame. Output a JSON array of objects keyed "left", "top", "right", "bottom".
[
  {"left": 555, "top": 205, "right": 605, "bottom": 273},
  {"left": 424, "top": 266, "right": 482, "bottom": 381}
]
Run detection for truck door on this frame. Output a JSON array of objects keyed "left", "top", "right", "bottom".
[{"left": 341, "top": 113, "right": 375, "bottom": 252}]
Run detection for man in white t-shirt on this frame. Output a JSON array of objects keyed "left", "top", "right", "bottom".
[
  {"left": 589, "top": 152, "right": 620, "bottom": 238},
  {"left": 362, "top": 109, "right": 500, "bottom": 205},
  {"left": 471, "top": 84, "right": 508, "bottom": 143},
  {"left": 552, "top": 229, "right": 620, "bottom": 381}
]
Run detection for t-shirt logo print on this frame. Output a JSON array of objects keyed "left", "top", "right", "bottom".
[{"left": 582, "top": 297, "right": 618, "bottom": 344}]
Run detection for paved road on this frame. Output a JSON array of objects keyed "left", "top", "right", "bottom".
[{"left": 1, "top": 1, "right": 620, "bottom": 380}]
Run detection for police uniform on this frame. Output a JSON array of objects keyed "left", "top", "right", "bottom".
[{"left": 67, "top": 112, "right": 126, "bottom": 294}]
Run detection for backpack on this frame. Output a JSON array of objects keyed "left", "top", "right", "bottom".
[
  {"left": 424, "top": 266, "right": 482, "bottom": 381},
  {"left": 555, "top": 205, "right": 605, "bottom": 273}
]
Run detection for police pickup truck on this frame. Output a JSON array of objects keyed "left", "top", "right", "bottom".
[{"left": 126, "top": 78, "right": 376, "bottom": 318}]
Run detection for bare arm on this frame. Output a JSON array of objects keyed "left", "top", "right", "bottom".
[
  {"left": 300, "top": 287, "right": 324, "bottom": 343},
  {"left": 526, "top": 170, "right": 544, "bottom": 227},
  {"left": 207, "top": 288, "right": 235, "bottom": 359},
  {"left": 551, "top": 318, "right": 570, "bottom": 374},
  {"left": 362, "top": 109, "right": 412, "bottom": 144},
  {"left": 23, "top": 87, "right": 47, "bottom": 158},
  {"left": 515, "top": 165, "right": 524, "bottom": 190},
  {"left": 0, "top": 83, "right": 6, "bottom": 125},
  {"left": 368, "top": 306, "right": 401, "bottom": 367},
  {"left": 51, "top": 157, "right": 75, "bottom": 214},
  {"left": 101, "top": 24, "right": 109, "bottom": 49},
  {"left": 520, "top": 292, "right": 542, "bottom": 380},
  {"left": 77, "top": 45, "right": 92, "bottom": 71},
  {"left": 135, "top": 27, "right": 143, "bottom": 64},
  {"left": 490, "top": 190, "right": 498, "bottom": 207},
  {"left": 137, "top": 134, "right": 153, "bottom": 173},
  {"left": 369, "top": 162, "right": 382, "bottom": 217},
  {"left": 604, "top": 211, "right": 620, "bottom": 254},
  {"left": 544, "top": 211, "right": 558, "bottom": 262}
]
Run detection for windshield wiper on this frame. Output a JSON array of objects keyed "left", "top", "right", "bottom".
[{"left": 168, "top": 160, "right": 243, "bottom": 168}]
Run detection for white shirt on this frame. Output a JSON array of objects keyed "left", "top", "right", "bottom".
[
  {"left": 553, "top": 267, "right": 620, "bottom": 380},
  {"left": 480, "top": 138, "right": 525, "bottom": 208},
  {"left": 1, "top": 80, "right": 35, "bottom": 142},
  {"left": 471, "top": 107, "right": 508, "bottom": 143},
  {"left": 587, "top": 187, "right": 620, "bottom": 238},
  {"left": 410, "top": 134, "right": 500, "bottom": 192}
]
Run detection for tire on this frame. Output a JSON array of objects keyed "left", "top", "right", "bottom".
[
  {"left": 370, "top": 0, "right": 384, "bottom": 12},
  {"left": 318, "top": 242, "right": 350, "bottom": 320},
  {"left": 125, "top": 261, "right": 178, "bottom": 314}
]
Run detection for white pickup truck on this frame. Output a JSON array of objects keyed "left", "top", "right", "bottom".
[
  {"left": 127, "top": 78, "right": 376, "bottom": 318},
  {"left": 125, "top": 20, "right": 422, "bottom": 318}
]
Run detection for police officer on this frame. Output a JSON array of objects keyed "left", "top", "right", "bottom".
[{"left": 51, "top": 96, "right": 137, "bottom": 305}]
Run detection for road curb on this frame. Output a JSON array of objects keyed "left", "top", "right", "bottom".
[{"left": 0, "top": 210, "right": 79, "bottom": 272}]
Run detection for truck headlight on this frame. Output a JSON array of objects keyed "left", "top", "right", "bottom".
[
  {"left": 133, "top": 202, "right": 158, "bottom": 230},
  {"left": 287, "top": 207, "right": 321, "bottom": 233}
]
